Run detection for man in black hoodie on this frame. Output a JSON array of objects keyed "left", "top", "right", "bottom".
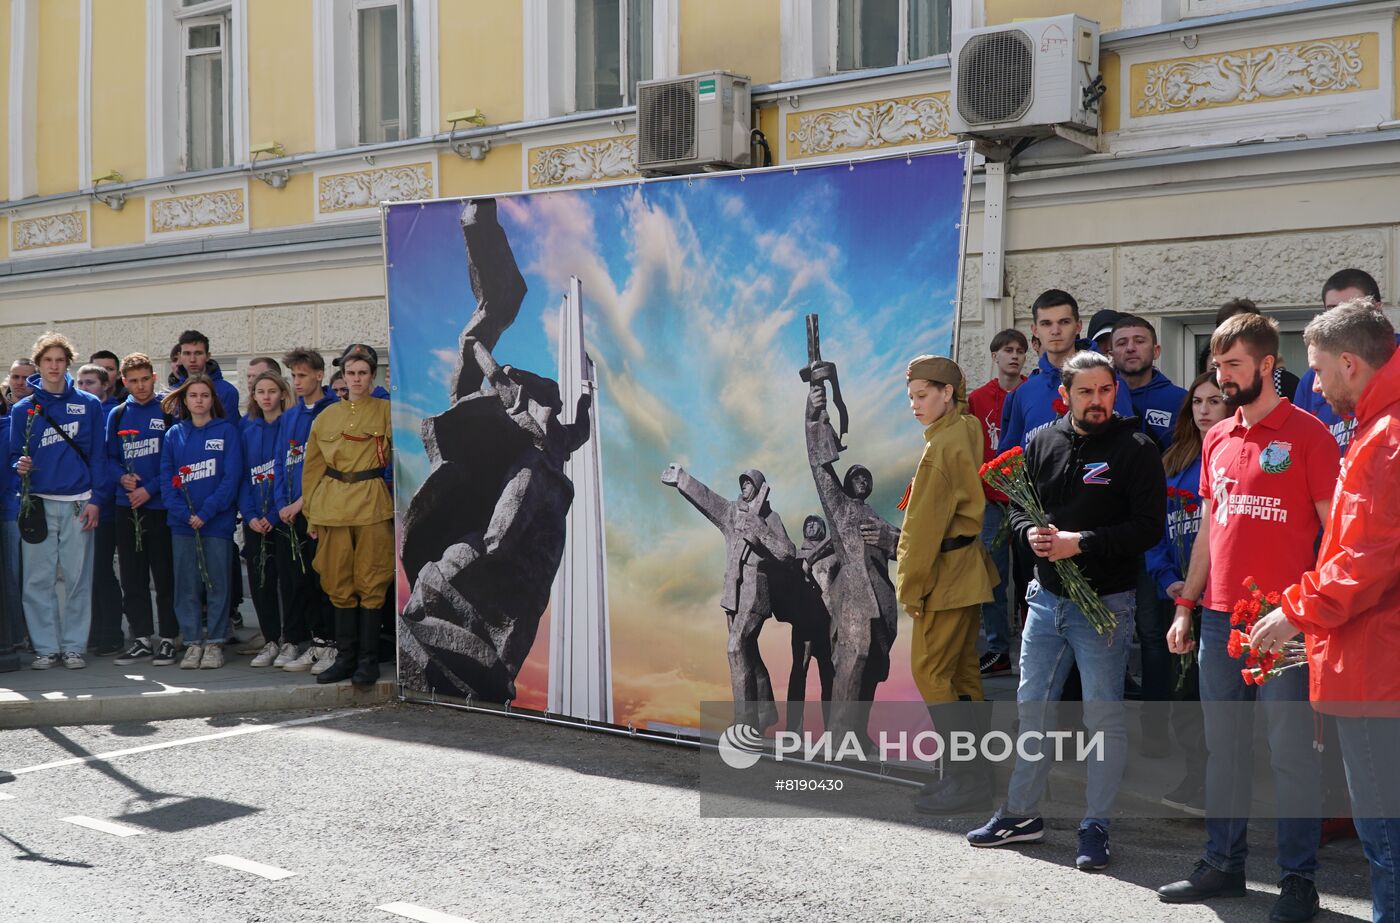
[{"left": 967, "top": 350, "right": 1166, "bottom": 872}]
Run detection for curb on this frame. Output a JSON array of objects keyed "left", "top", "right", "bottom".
[{"left": 0, "top": 680, "right": 395, "bottom": 729}]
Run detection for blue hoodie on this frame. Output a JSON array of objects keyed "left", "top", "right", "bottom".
[
  {"left": 1145, "top": 456, "right": 1203, "bottom": 600},
  {"left": 174, "top": 363, "right": 242, "bottom": 422},
  {"left": 103, "top": 395, "right": 170, "bottom": 511},
  {"left": 239, "top": 415, "right": 283, "bottom": 523},
  {"left": 0, "top": 416, "right": 17, "bottom": 522},
  {"left": 1129, "top": 369, "right": 1188, "bottom": 451},
  {"left": 1293, "top": 333, "right": 1400, "bottom": 452},
  {"left": 273, "top": 388, "right": 339, "bottom": 508},
  {"left": 997, "top": 353, "right": 1136, "bottom": 451},
  {"left": 8, "top": 373, "right": 105, "bottom": 499},
  {"left": 160, "top": 416, "right": 243, "bottom": 539}
]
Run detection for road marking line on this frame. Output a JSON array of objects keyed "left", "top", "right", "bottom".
[
  {"left": 11, "top": 709, "right": 362, "bottom": 776},
  {"left": 0, "top": 791, "right": 15, "bottom": 801},
  {"left": 377, "top": 903, "right": 476, "bottom": 923},
  {"left": 205, "top": 855, "right": 297, "bottom": 880},
  {"left": 63, "top": 816, "right": 144, "bottom": 837}
]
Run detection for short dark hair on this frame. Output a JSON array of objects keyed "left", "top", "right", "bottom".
[
  {"left": 989, "top": 329, "right": 1029, "bottom": 353},
  {"left": 1303, "top": 297, "right": 1396, "bottom": 369},
  {"left": 120, "top": 352, "right": 154, "bottom": 376},
  {"left": 1110, "top": 315, "right": 1157, "bottom": 346},
  {"left": 1322, "top": 268, "right": 1381, "bottom": 304},
  {"left": 1214, "top": 298, "right": 1259, "bottom": 327},
  {"left": 177, "top": 330, "right": 211, "bottom": 352},
  {"left": 89, "top": 349, "right": 119, "bottom": 365},
  {"left": 283, "top": 346, "right": 325, "bottom": 374},
  {"left": 329, "top": 369, "right": 345, "bottom": 383},
  {"left": 1211, "top": 312, "right": 1279, "bottom": 363},
  {"left": 1031, "top": 289, "right": 1080, "bottom": 321},
  {"left": 1059, "top": 350, "right": 1115, "bottom": 390},
  {"left": 248, "top": 356, "right": 282, "bottom": 374},
  {"left": 77, "top": 363, "right": 109, "bottom": 386}
]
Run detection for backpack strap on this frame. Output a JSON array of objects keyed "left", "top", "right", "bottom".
[{"left": 37, "top": 405, "right": 88, "bottom": 466}]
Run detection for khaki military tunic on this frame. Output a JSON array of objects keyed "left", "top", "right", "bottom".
[{"left": 302, "top": 397, "right": 393, "bottom": 528}]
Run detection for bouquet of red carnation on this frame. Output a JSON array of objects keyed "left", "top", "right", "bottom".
[
  {"left": 1228, "top": 576, "right": 1305, "bottom": 685},
  {"left": 117, "top": 429, "right": 145, "bottom": 551},
  {"left": 1165, "top": 486, "right": 1202, "bottom": 690},
  {"left": 283, "top": 440, "right": 307, "bottom": 573},
  {"left": 172, "top": 467, "right": 214, "bottom": 592},
  {"left": 980, "top": 446, "right": 1118, "bottom": 634},
  {"left": 18, "top": 406, "right": 38, "bottom": 522},
  {"left": 253, "top": 472, "right": 275, "bottom": 588}
]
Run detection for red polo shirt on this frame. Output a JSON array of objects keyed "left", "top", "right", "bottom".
[
  {"left": 1199, "top": 398, "right": 1339, "bottom": 611},
  {"left": 968, "top": 376, "right": 1025, "bottom": 502}
]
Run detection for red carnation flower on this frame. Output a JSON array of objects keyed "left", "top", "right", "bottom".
[
  {"left": 179, "top": 465, "right": 192, "bottom": 474},
  {"left": 1227, "top": 629, "right": 1244, "bottom": 659},
  {"left": 1184, "top": 502, "right": 1199, "bottom": 514},
  {"left": 26, "top": 407, "right": 36, "bottom": 416},
  {"left": 1241, "top": 669, "right": 1255, "bottom": 686},
  {"left": 171, "top": 475, "right": 183, "bottom": 488},
  {"left": 1000, "top": 467, "right": 1012, "bottom": 476},
  {"left": 1052, "top": 398, "right": 1069, "bottom": 416}
]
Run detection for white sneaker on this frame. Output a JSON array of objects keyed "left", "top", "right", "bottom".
[
  {"left": 180, "top": 643, "right": 204, "bottom": 669},
  {"left": 283, "top": 644, "right": 318, "bottom": 672},
  {"left": 61, "top": 652, "right": 87, "bottom": 670},
  {"left": 200, "top": 644, "right": 225, "bottom": 669},
  {"left": 272, "top": 642, "right": 299, "bottom": 667},
  {"left": 309, "top": 645, "right": 339, "bottom": 675},
  {"left": 250, "top": 642, "right": 280, "bottom": 667}
]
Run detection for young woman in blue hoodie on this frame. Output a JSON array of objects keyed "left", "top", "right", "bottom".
[
  {"left": 1145, "top": 371, "right": 1230, "bottom": 814},
  {"left": 240, "top": 371, "right": 291, "bottom": 667},
  {"left": 159, "top": 375, "right": 242, "bottom": 670}
]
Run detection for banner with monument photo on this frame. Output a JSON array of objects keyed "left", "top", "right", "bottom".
[{"left": 385, "top": 150, "right": 969, "bottom": 735}]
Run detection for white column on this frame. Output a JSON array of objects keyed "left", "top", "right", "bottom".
[
  {"left": 8, "top": 0, "right": 40, "bottom": 200},
  {"left": 548, "top": 276, "right": 614, "bottom": 724}
]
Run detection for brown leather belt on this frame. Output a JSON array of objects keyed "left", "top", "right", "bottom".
[{"left": 325, "top": 466, "right": 385, "bottom": 483}]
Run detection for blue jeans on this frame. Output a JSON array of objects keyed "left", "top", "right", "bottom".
[
  {"left": 172, "top": 534, "right": 233, "bottom": 645},
  {"left": 1198, "top": 609, "right": 1320, "bottom": 879},
  {"left": 979, "top": 502, "right": 1012, "bottom": 655},
  {"left": 21, "top": 498, "right": 94, "bottom": 656},
  {"left": 1, "top": 519, "right": 23, "bottom": 648},
  {"left": 1336, "top": 716, "right": 1400, "bottom": 923},
  {"left": 1005, "top": 581, "right": 1137, "bottom": 828}
]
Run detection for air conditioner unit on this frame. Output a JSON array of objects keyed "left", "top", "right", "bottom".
[
  {"left": 636, "top": 70, "right": 751, "bottom": 175},
  {"left": 949, "top": 15, "right": 1100, "bottom": 144}
]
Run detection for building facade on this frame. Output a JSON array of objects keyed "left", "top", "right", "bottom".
[{"left": 2, "top": 0, "right": 1399, "bottom": 398}]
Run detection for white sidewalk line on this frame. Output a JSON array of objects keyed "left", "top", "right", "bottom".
[
  {"left": 377, "top": 903, "right": 476, "bottom": 923},
  {"left": 205, "top": 854, "right": 297, "bottom": 880},
  {"left": 10, "top": 709, "right": 362, "bottom": 775},
  {"left": 62, "top": 816, "right": 144, "bottom": 837},
  {"left": 0, "top": 791, "right": 15, "bottom": 801}
]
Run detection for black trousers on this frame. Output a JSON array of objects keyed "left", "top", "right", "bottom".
[
  {"left": 242, "top": 525, "right": 282, "bottom": 642},
  {"left": 273, "top": 515, "right": 330, "bottom": 643},
  {"left": 88, "top": 516, "right": 127, "bottom": 648},
  {"left": 116, "top": 507, "right": 177, "bottom": 640}
]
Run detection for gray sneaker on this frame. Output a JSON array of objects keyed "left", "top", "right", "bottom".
[
  {"left": 309, "top": 645, "right": 339, "bottom": 675},
  {"left": 180, "top": 644, "right": 204, "bottom": 669},
  {"left": 199, "top": 644, "right": 225, "bottom": 669},
  {"left": 61, "top": 652, "right": 86, "bottom": 670},
  {"left": 30, "top": 653, "right": 58, "bottom": 670}
]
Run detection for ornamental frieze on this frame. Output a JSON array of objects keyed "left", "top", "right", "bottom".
[
  {"left": 318, "top": 163, "right": 433, "bottom": 214},
  {"left": 785, "top": 93, "right": 953, "bottom": 159},
  {"left": 12, "top": 212, "right": 87, "bottom": 251},
  {"left": 528, "top": 137, "right": 638, "bottom": 188},
  {"left": 151, "top": 190, "right": 245, "bottom": 233}
]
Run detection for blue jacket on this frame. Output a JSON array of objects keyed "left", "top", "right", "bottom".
[
  {"left": 372, "top": 385, "right": 390, "bottom": 400},
  {"left": 160, "top": 416, "right": 243, "bottom": 539},
  {"left": 174, "top": 364, "right": 242, "bottom": 422},
  {"left": 1145, "top": 456, "right": 1202, "bottom": 599},
  {"left": 104, "top": 395, "right": 171, "bottom": 511},
  {"left": 1293, "top": 333, "right": 1400, "bottom": 452},
  {"left": 0, "top": 416, "right": 17, "bottom": 522},
  {"left": 1129, "top": 369, "right": 1188, "bottom": 451},
  {"left": 239, "top": 415, "right": 283, "bottom": 523},
  {"left": 273, "top": 388, "right": 339, "bottom": 507},
  {"left": 8, "top": 373, "right": 105, "bottom": 499},
  {"left": 997, "top": 353, "right": 1136, "bottom": 451}
]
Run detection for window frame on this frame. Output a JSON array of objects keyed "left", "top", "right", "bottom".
[
  {"left": 351, "top": 0, "right": 412, "bottom": 145},
  {"left": 567, "top": 0, "right": 654, "bottom": 113},
  {"left": 831, "top": 0, "right": 953, "bottom": 73},
  {"left": 176, "top": 6, "right": 233, "bottom": 172}
]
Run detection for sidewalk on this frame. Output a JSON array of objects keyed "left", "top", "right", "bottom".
[{"left": 0, "top": 601, "right": 393, "bottom": 728}]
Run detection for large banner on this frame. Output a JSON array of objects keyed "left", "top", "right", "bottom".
[{"left": 386, "top": 151, "right": 968, "bottom": 735}]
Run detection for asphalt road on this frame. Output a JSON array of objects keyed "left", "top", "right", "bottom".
[{"left": 0, "top": 703, "right": 1377, "bottom": 922}]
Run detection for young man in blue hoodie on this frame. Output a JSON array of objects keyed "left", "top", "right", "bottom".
[
  {"left": 105, "top": 354, "right": 181, "bottom": 667},
  {"left": 10, "top": 333, "right": 105, "bottom": 670},
  {"left": 274, "top": 347, "right": 339, "bottom": 673},
  {"left": 1294, "top": 268, "right": 1390, "bottom": 453},
  {"left": 1109, "top": 316, "right": 1187, "bottom": 452},
  {"left": 77, "top": 363, "right": 127, "bottom": 657}
]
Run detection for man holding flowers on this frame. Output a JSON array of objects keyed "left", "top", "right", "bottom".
[{"left": 967, "top": 350, "right": 1165, "bottom": 873}]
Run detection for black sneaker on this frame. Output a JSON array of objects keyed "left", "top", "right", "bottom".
[
  {"left": 979, "top": 651, "right": 1012, "bottom": 676},
  {"left": 93, "top": 640, "right": 125, "bottom": 657},
  {"left": 1076, "top": 822, "right": 1110, "bottom": 871},
  {"left": 151, "top": 638, "right": 179, "bottom": 666},
  {"left": 1270, "top": 874, "right": 1319, "bottom": 923},
  {"left": 1158, "top": 860, "right": 1246, "bottom": 903},
  {"left": 114, "top": 639, "right": 154, "bottom": 665},
  {"left": 1162, "top": 778, "right": 1206, "bottom": 817}
]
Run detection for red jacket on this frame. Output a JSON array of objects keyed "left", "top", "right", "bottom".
[
  {"left": 1281, "top": 348, "right": 1400, "bottom": 715},
  {"left": 968, "top": 377, "right": 1024, "bottom": 503}
]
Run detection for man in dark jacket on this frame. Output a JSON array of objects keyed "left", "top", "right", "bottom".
[{"left": 968, "top": 350, "right": 1166, "bottom": 872}]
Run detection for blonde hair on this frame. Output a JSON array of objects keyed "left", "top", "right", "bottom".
[{"left": 31, "top": 331, "right": 75, "bottom": 367}]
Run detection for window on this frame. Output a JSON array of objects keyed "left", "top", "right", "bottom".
[
  {"left": 836, "top": 0, "right": 950, "bottom": 71},
  {"left": 181, "top": 14, "right": 232, "bottom": 171},
  {"left": 354, "top": 0, "right": 419, "bottom": 144},
  {"left": 574, "top": 0, "right": 653, "bottom": 111}
]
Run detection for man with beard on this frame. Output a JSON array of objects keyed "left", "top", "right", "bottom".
[
  {"left": 967, "top": 351, "right": 1163, "bottom": 871},
  {"left": 1159, "top": 312, "right": 1339, "bottom": 923}
]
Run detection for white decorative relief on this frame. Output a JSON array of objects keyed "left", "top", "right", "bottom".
[
  {"left": 1136, "top": 37, "right": 1366, "bottom": 114},
  {"left": 318, "top": 164, "right": 433, "bottom": 214},
  {"left": 786, "top": 95, "right": 952, "bottom": 157},
  {"left": 13, "top": 213, "right": 86, "bottom": 251},
  {"left": 152, "top": 191, "right": 246, "bottom": 233},
  {"left": 528, "top": 138, "right": 638, "bottom": 188}
]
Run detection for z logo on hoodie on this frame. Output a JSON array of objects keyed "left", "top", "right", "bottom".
[{"left": 1082, "top": 462, "right": 1111, "bottom": 485}]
